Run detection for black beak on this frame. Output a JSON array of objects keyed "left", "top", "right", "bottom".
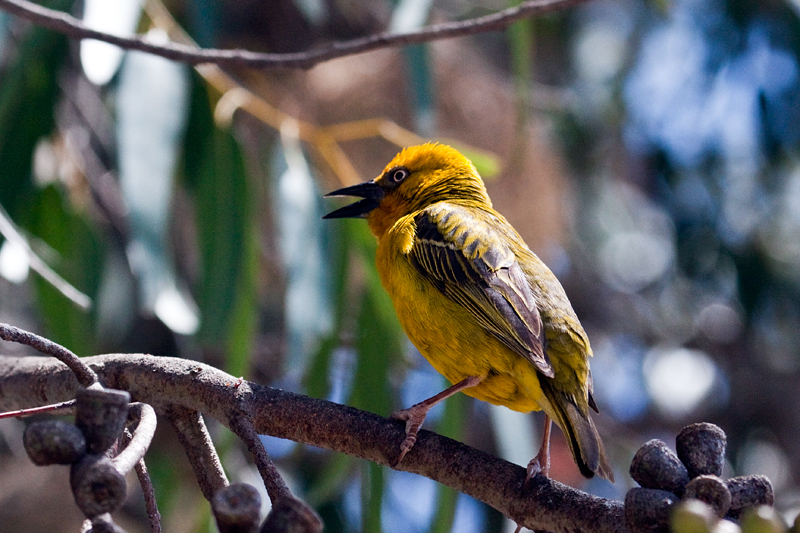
[{"left": 323, "top": 180, "right": 385, "bottom": 219}]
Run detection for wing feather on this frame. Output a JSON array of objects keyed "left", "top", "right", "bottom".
[{"left": 409, "top": 205, "right": 554, "bottom": 377}]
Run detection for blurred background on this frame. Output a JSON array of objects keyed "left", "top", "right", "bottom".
[{"left": 0, "top": 0, "right": 799, "bottom": 531}]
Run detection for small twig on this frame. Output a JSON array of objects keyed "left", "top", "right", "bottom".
[
  {"left": 135, "top": 458, "right": 162, "bottom": 533},
  {"left": 230, "top": 411, "right": 291, "bottom": 504},
  {"left": 164, "top": 405, "right": 228, "bottom": 501},
  {"left": 0, "top": 203, "right": 92, "bottom": 310},
  {"left": 0, "top": 0, "right": 589, "bottom": 70},
  {"left": 0, "top": 399, "right": 76, "bottom": 419},
  {"left": 0, "top": 322, "right": 98, "bottom": 386},
  {"left": 114, "top": 403, "right": 157, "bottom": 476}
]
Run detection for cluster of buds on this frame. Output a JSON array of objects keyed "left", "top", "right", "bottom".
[
  {"left": 23, "top": 387, "right": 153, "bottom": 532},
  {"left": 624, "top": 422, "right": 787, "bottom": 533},
  {"left": 22, "top": 387, "right": 322, "bottom": 533}
]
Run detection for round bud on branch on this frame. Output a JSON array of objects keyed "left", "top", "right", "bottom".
[
  {"left": 260, "top": 496, "right": 323, "bottom": 533},
  {"left": 726, "top": 475, "right": 774, "bottom": 519},
  {"left": 631, "top": 439, "right": 690, "bottom": 497},
  {"left": 625, "top": 487, "right": 680, "bottom": 533},
  {"left": 70, "top": 455, "right": 127, "bottom": 517},
  {"left": 676, "top": 423, "right": 726, "bottom": 479},
  {"left": 212, "top": 483, "right": 262, "bottom": 533},
  {"left": 23, "top": 419, "right": 86, "bottom": 465},
  {"left": 683, "top": 475, "right": 731, "bottom": 518}
]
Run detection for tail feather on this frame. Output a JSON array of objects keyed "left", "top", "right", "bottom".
[{"left": 542, "top": 382, "right": 614, "bottom": 482}]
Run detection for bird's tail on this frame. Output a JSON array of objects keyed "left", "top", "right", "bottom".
[{"left": 541, "top": 381, "right": 614, "bottom": 482}]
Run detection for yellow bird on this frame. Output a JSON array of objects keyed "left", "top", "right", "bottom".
[{"left": 324, "top": 143, "right": 613, "bottom": 482}]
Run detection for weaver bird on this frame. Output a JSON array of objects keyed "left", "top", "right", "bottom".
[{"left": 324, "top": 143, "right": 613, "bottom": 483}]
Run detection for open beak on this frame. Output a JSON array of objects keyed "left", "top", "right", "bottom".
[{"left": 323, "top": 180, "right": 385, "bottom": 219}]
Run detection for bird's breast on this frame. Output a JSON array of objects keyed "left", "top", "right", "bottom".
[{"left": 375, "top": 221, "right": 546, "bottom": 412}]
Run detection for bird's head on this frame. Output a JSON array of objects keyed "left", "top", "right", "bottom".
[{"left": 323, "top": 143, "right": 491, "bottom": 238}]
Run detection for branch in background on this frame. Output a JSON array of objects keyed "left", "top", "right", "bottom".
[
  {"left": 0, "top": 352, "right": 625, "bottom": 533},
  {"left": 0, "top": 0, "right": 590, "bottom": 70},
  {"left": 0, "top": 203, "right": 92, "bottom": 310}
]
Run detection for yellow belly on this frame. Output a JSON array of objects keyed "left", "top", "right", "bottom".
[{"left": 376, "top": 236, "right": 546, "bottom": 413}]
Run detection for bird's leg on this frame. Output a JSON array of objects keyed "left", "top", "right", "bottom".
[
  {"left": 390, "top": 375, "right": 483, "bottom": 465},
  {"left": 516, "top": 423, "right": 553, "bottom": 533},
  {"left": 525, "top": 415, "right": 552, "bottom": 485}
]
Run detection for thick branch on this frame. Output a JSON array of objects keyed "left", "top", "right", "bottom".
[
  {"left": 0, "top": 354, "right": 625, "bottom": 533},
  {"left": 0, "top": 0, "right": 589, "bottom": 70}
]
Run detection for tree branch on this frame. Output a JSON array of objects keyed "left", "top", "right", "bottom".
[
  {"left": 229, "top": 414, "right": 291, "bottom": 504},
  {"left": 0, "top": 353, "right": 625, "bottom": 533},
  {"left": 164, "top": 405, "right": 228, "bottom": 502},
  {"left": 0, "top": 0, "right": 590, "bottom": 70},
  {"left": 136, "top": 459, "right": 162, "bottom": 533}
]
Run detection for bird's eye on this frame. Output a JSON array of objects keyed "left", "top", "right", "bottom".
[{"left": 387, "top": 167, "right": 410, "bottom": 184}]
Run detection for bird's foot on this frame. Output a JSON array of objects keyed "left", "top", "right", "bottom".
[
  {"left": 524, "top": 416, "right": 552, "bottom": 488},
  {"left": 524, "top": 451, "right": 550, "bottom": 487},
  {"left": 390, "top": 404, "right": 428, "bottom": 466}
]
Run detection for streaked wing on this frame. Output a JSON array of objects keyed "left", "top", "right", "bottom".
[{"left": 409, "top": 204, "right": 554, "bottom": 377}]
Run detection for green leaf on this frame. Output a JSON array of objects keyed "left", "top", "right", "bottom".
[
  {"left": 351, "top": 222, "right": 405, "bottom": 352},
  {"left": 0, "top": 0, "right": 70, "bottom": 224},
  {"left": 349, "top": 279, "right": 398, "bottom": 414},
  {"left": 741, "top": 506, "right": 787, "bottom": 533},
  {"left": 348, "top": 249, "right": 404, "bottom": 533},
  {"left": 196, "top": 129, "right": 251, "bottom": 344},
  {"left": 30, "top": 185, "right": 102, "bottom": 355},
  {"left": 182, "top": 76, "right": 255, "bottom": 372},
  {"left": 305, "top": 217, "right": 350, "bottom": 399},
  {"left": 362, "top": 461, "right": 384, "bottom": 533},
  {"left": 225, "top": 225, "right": 258, "bottom": 378}
]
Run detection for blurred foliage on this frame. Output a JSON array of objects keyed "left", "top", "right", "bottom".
[{"left": 1, "top": 0, "right": 800, "bottom": 532}]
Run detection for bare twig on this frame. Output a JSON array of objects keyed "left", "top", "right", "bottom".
[
  {"left": 0, "top": 0, "right": 589, "bottom": 70},
  {"left": 0, "top": 399, "right": 75, "bottom": 419},
  {"left": 0, "top": 353, "right": 625, "bottom": 533},
  {"left": 114, "top": 403, "right": 157, "bottom": 475},
  {"left": 117, "top": 415, "right": 162, "bottom": 532},
  {"left": 164, "top": 405, "right": 228, "bottom": 501},
  {"left": 0, "top": 322, "right": 98, "bottom": 386},
  {"left": 229, "top": 409, "right": 291, "bottom": 504},
  {"left": 135, "top": 459, "right": 162, "bottom": 533},
  {"left": 0, "top": 203, "right": 92, "bottom": 310}
]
